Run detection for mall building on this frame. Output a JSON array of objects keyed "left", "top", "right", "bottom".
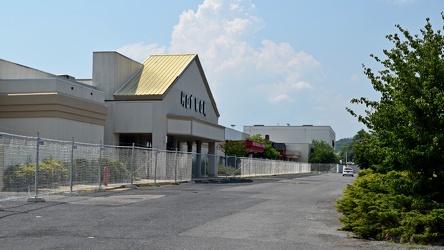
[
  {"left": 0, "top": 52, "right": 336, "bottom": 165},
  {"left": 93, "top": 51, "right": 225, "bottom": 155},
  {"left": 0, "top": 52, "right": 225, "bottom": 152},
  {"left": 0, "top": 58, "right": 107, "bottom": 143}
]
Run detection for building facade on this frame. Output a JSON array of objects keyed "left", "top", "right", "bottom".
[
  {"left": 0, "top": 53, "right": 337, "bottom": 172},
  {"left": 92, "top": 52, "right": 225, "bottom": 177},
  {"left": 0, "top": 59, "right": 107, "bottom": 143}
]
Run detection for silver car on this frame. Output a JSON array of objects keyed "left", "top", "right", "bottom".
[{"left": 342, "top": 167, "right": 354, "bottom": 177}]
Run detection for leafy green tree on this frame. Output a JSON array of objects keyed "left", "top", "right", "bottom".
[
  {"left": 347, "top": 14, "right": 444, "bottom": 199},
  {"left": 249, "top": 134, "right": 281, "bottom": 160},
  {"left": 338, "top": 143, "right": 353, "bottom": 163},
  {"left": 351, "top": 131, "right": 378, "bottom": 169},
  {"left": 338, "top": 129, "right": 367, "bottom": 164},
  {"left": 308, "top": 140, "right": 339, "bottom": 163},
  {"left": 339, "top": 15, "right": 444, "bottom": 244},
  {"left": 220, "top": 140, "right": 250, "bottom": 157}
]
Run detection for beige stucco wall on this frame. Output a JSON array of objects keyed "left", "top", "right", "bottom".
[
  {"left": 165, "top": 60, "right": 219, "bottom": 123},
  {"left": 113, "top": 102, "right": 155, "bottom": 133},
  {"left": 93, "top": 52, "right": 145, "bottom": 145},
  {"left": 0, "top": 59, "right": 54, "bottom": 78},
  {"left": 92, "top": 52, "right": 143, "bottom": 100},
  {"left": 0, "top": 117, "right": 104, "bottom": 143},
  {"left": 0, "top": 60, "right": 107, "bottom": 144},
  {"left": 0, "top": 78, "right": 104, "bottom": 103},
  {"left": 167, "top": 117, "right": 224, "bottom": 141}
]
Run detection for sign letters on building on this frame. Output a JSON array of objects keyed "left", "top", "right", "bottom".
[{"left": 180, "top": 91, "right": 206, "bottom": 116}]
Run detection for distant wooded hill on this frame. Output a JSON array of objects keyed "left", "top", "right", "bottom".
[{"left": 335, "top": 138, "right": 352, "bottom": 153}]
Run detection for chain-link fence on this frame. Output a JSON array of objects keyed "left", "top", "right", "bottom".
[
  {"left": 0, "top": 132, "right": 338, "bottom": 203},
  {"left": 310, "top": 163, "right": 340, "bottom": 173},
  {"left": 0, "top": 132, "right": 194, "bottom": 202},
  {"left": 216, "top": 156, "right": 338, "bottom": 178},
  {"left": 237, "top": 157, "right": 311, "bottom": 177}
]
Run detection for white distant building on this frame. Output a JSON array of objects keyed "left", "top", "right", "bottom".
[{"left": 243, "top": 125, "right": 336, "bottom": 162}]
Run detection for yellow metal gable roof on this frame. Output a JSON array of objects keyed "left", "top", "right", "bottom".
[{"left": 115, "top": 54, "right": 196, "bottom": 98}]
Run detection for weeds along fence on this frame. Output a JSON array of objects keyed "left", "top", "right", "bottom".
[{"left": 0, "top": 132, "right": 338, "bottom": 202}]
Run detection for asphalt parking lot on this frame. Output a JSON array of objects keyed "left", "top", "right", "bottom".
[{"left": 0, "top": 173, "right": 441, "bottom": 250}]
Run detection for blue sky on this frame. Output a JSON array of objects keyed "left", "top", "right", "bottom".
[{"left": 0, "top": 0, "right": 441, "bottom": 139}]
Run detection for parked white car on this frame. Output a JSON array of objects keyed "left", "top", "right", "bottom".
[{"left": 342, "top": 167, "right": 354, "bottom": 177}]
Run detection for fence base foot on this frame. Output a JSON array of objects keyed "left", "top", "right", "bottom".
[
  {"left": 27, "top": 197, "right": 45, "bottom": 202},
  {"left": 0, "top": 205, "right": 4, "bottom": 211}
]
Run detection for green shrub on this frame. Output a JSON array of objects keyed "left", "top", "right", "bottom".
[
  {"left": 3, "top": 158, "right": 69, "bottom": 191},
  {"left": 74, "top": 158, "right": 129, "bottom": 183},
  {"left": 3, "top": 158, "right": 130, "bottom": 191},
  {"left": 336, "top": 169, "right": 444, "bottom": 244}
]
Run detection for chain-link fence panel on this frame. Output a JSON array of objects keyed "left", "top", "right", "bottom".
[
  {"left": 71, "top": 143, "right": 101, "bottom": 192},
  {"left": 217, "top": 155, "right": 241, "bottom": 177},
  {"left": 237, "top": 157, "right": 312, "bottom": 177},
  {"left": 132, "top": 147, "right": 155, "bottom": 184},
  {"left": 310, "top": 163, "right": 339, "bottom": 172},
  {"left": 33, "top": 137, "right": 72, "bottom": 196},
  {"left": 149, "top": 149, "right": 193, "bottom": 182},
  {"left": 100, "top": 145, "right": 133, "bottom": 187},
  {"left": 0, "top": 133, "right": 38, "bottom": 199},
  {"left": 176, "top": 152, "right": 192, "bottom": 181}
]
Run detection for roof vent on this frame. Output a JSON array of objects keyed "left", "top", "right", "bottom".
[{"left": 58, "top": 74, "right": 75, "bottom": 80}]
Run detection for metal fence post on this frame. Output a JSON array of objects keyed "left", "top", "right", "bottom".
[
  {"left": 154, "top": 149, "right": 158, "bottom": 185},
  {"left": 35, "top": 133, "right": 40, "bottom": 197},
  {"left": 224, "top": 155, "right": 228, "bottom": 178},
  {"left": 98, "top": 141, "right": 102, "bottom": 189},
  {"left": 145, "top": 146, "right": 149, "bottom": 177},
  {"left": 69, "top": 138, "right": 74, "bottom": 193},
  {"left": 234, "top": 156, "right": 237, "bottom": 170},
  {"left": 174, "top": 149, "right": 178, "bottom": 183},
  {"left": 131, "top": 143, "right": 135, "bottom": 185},
  {"left": 27, "top": 132, "right": 44, "bottom": 202}
]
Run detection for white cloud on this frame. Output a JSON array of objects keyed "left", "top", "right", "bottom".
[
  {"left": 117, "top": 0, "right": 323, "bottom": 115},
  {"left": 259, "top": 79, "right": 314, "bottom": 104}
]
